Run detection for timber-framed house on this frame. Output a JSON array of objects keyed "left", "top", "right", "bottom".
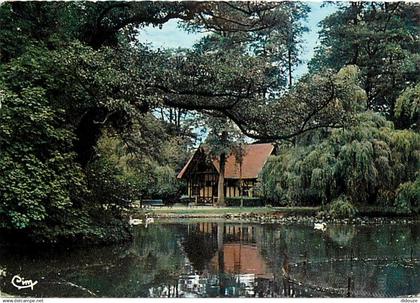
[{"left": 177, "top": 143, "right": 275, "bottom": 205}]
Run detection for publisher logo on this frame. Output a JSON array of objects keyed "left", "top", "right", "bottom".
[{"left": 11, "top": 275, "right": 38, "bottom": 290}]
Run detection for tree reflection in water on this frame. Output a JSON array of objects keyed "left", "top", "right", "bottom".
[{"left": 1, "top": 222, "right": 420, "bottom": 297}]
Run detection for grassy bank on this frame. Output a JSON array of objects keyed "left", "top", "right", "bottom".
[{"left": 144, "top": 206, "right": 319, "bottom": 218}]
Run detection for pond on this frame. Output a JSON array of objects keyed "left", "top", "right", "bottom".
[{"left": 1, "top": 221, "right": 420, "bottom": 298}]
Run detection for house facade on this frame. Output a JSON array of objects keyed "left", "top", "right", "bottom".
[{"left": 177, "top": 143, "right": 275, "bottom": 204}]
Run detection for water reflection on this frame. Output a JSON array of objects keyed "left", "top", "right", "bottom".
[
  {"left": 327, "top": 225, "right": 356, "bottom": 247},
  {"left": 1, "top": 222, "right": 419, "bottom": 297},
  {"left": 181, "top": 222, "right": 274, "bottom": 297}
]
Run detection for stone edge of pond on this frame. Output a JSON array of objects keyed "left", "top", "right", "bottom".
[{"left": 153, "top": 213, "right": 420, "bottom": 225}]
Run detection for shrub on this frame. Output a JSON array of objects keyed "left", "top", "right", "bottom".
[
  {"left": 394, "top": 176, "right": 420, "bottom": 214},
  {"left": 328, "top": 196, "right": 358, "bottom": 218}
]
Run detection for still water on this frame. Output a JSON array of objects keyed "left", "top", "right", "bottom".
[{"left": 1, "top": 221, "right": 419, "bottom": 298}]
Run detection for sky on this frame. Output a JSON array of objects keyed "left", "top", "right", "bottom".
[{"left": 139, "top": 2, "right": 337, "bottom": 78}]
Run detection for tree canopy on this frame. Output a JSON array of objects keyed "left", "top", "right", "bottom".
[
  {"left": 0, "top": 1, "right": 330, "bottom": 243},
  {"left": 258, "top": 110, "right": 420, "bottom": 214},
  {"left": 309, "top": 2, "right": 419, "bottom": 120},
  {"left": 0, "top": 1, "right": 418, "bottom": 243}
]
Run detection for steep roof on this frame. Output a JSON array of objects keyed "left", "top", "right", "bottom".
[
  {"left": 176, "top": 153, "right": 195, "bottom": 179},
  {"left": 177, "top": 143, "right": 274, "bottom": 179}
]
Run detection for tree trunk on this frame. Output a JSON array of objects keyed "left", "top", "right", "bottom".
[
  {"left": 160, "top": 108, "right": 165, "bottom": 122},
  {"left": 74, "top": 108, "right": 105, "bottom": 167},
  {"left": 240, "top": 162, "right": 243, "bottom": 208},
  {"left": 217, "top": 222, "right": 225, "bottom": 297},
  {"left": 350, "top": 2, "right": 360, "bottom": 65},
  {"left": 217, "top": 152, "right": 226, "bottom": 207},
  {"left": 288, "top": 48, "right": 293, "bottom": 89},
  {"left": 177, "top": 108, "right": 182, "bottom": 132}
]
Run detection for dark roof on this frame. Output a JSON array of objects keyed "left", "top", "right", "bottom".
[{"left": 177, "top": 143, "right": 274, "bottom": 179}]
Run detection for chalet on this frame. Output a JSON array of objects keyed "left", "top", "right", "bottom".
[{"left": 177, "top": 143, "right": 275, "bottom": 204}]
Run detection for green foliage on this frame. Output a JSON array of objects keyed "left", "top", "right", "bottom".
[
  {"left": 309, "top": 2, "right": 419, "bottom": 118},
  {"left": 0, "top": 87, "right": 81, "bottom": 229},
  {"left": 203, "top": 116, "right": 247, "bottom": 206},
  {"left": 150, "top": 164, "right": 182, "bottom": 200},
  {"left": 160, "top": 54, "right": 367, "bottom": 140},
  {"left": 0, "top": 2, "right": 74, "bottom": 62},
  {"left": 1, "top": 0, "right": 417, "bottom": 243},
  {"left": 394, "top": 176, "right": 420, "bottom": 214},
  {"left": 88, "top": 130, "right": 185, "bottom": 205},
  {"left": 204, "top": 116, "right": 245, "bottom": 159},
  {"left": 0, "top": 35, "right": 161, "bottom": 243},
  {"left": 259, "top": 112, "right": 420, "bottom": 210},
  {"left": 394, "top": 83, "right": 420, "bottom": 130},
  {"left": 328, "top": 196, "right": 358, "bottom": 219},
  {"left": 0, "top": 42, "right": 140, "bottom": 243},
  {"left": 0, "top": 86, "right": 132, "bottom": 243}
]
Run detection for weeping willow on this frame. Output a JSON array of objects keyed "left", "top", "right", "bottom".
[{"left": 258, "top": 111, "right": 420, "bottom": 213}]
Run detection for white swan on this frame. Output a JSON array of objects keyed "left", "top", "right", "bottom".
[
  {"left": 144, "top": 217, "right": 155, "bottom": 228},
  {"left": 145, "top": 217, "right": 154, "bottom": 224},
  {"left": 314, "top": 222, "right": 327, "bottom": 231},
  {"left": 129, "top": 216, "right": 143, "bottom": 226}
]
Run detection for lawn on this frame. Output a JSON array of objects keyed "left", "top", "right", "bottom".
[{"left": 150, "top": 206, "right": 319, "bottom": 216}]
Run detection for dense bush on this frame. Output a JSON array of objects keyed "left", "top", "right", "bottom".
[
  {"left": 0, "top": 88, "right": 79, "bottom": 238},
  {"left": 394, "top": 83, "right": 420, "bottom": 131},
  {"left": 328, "top": 196, "right": 358, "bottom": 218},
  {"left": 0, "top": 42, "right": 186, "bottom": 244},
  {"left": 89, "top": 132, "right": 185, "bottom": 204},
  {"left": 259, "top": 112, "right": 420, "bottom": 212},
  {"left": 394, "top": 175, "right": 420, "bottom": 214}
]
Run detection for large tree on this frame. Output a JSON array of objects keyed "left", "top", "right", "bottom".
[
  {"left": 309, "top": 2, "right": 419, "bottom": 120},
  {"left": 204, "top": 116, "right": 245, "bottom": 207},
  {"left": 1, "top": 1, "right": 360, "bottom": 162},
  {"left": 0, "top": 1, "right": 364, "bottom": 243},
  {"left": 258, "top": 110, "right": 420, "bottom": 213}
]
